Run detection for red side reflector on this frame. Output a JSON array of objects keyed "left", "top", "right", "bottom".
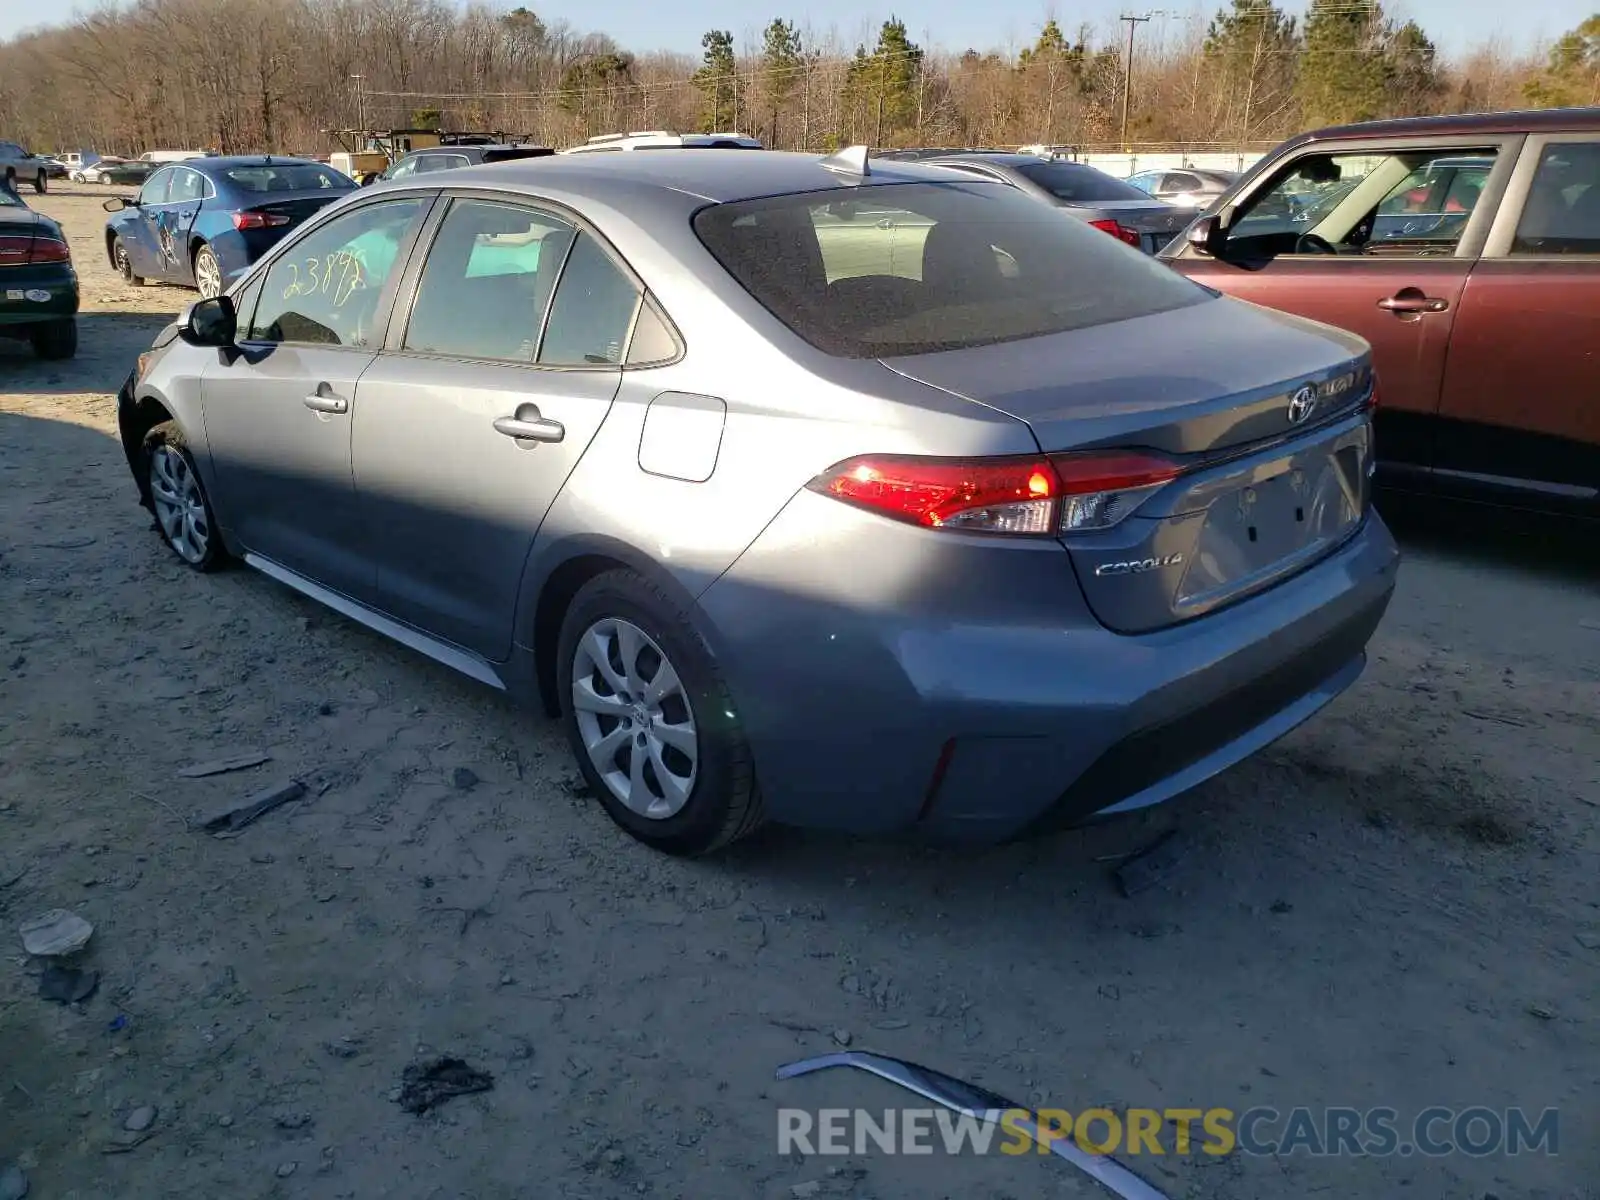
[{"left": 1088, "top": 218, "right": 1142, "bottom": 248}]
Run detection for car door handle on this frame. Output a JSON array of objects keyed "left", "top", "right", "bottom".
[
  {"left": 303, "top": 392, "right": 349, "bottom": 415},
  {"left": 493, "top": 413, "right": 565, "bottom": 443},
  {"left": 1377, "top": 291, "right": 1449, "bottom": 314}
]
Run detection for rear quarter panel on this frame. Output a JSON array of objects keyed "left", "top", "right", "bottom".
[{"left": 513, "top": 183, "right": 1043, "bottom": 640}]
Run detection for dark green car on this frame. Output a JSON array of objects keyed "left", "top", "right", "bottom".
[{"left": 0, "top": 182, "right": 78, "bottom": 359}]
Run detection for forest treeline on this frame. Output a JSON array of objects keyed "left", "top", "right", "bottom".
[{"left": 0, "top": 0, "right": 1595, "bottom": 156}]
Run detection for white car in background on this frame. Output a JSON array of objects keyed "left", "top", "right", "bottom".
[
  {"left": 74, "top": 156, "right": 126, "bottom": 183},
  {"left": 563, "top": 130, "right": 762, "bottom": 153}
]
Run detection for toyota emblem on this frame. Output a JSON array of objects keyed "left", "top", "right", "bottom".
[{"left": 1287, "top": 385, "right": 1318, "bottom": 425}]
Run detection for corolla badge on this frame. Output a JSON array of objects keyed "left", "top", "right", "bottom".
[
  {"left": 1094, "top": 553, "right": 1184, "bottom": 577},
  {"left": 1287, "top": 385, "right": 1318, "bottom": 425}
]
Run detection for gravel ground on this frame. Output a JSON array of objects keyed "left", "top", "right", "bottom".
[{"left": 1, "top": 190, "right": 1597, "bottom": 1200}]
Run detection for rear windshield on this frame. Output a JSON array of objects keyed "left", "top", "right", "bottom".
[
  {"left": 482, "top": 148, "right": 554, "bottom": 162},
  {"left": 692, "top": 181, "right": 1207, "bottom": 358},
  {"left": 224, "top": 164, "right": 354, "bottom": 193},
  {"left": 1013, "top": 162, "right": 1152, "bottom": 202}
]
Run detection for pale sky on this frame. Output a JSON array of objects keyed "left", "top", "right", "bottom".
[{"left": 0, "top": 0, "right": 1590, "bottom": 59}]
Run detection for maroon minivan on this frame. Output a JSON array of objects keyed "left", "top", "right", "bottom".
[{"left": 1162, "top": 108, "right": 1600, "bottom": 518}]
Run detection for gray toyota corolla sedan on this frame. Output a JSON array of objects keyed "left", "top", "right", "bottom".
[{"left": 115, "top": 148, "right": 1399, "bottom": 855}]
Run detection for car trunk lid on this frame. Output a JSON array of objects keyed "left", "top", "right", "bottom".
[
  {"left": 881, "top": 297, "right": 1375, "bottom": 633},
  {"left": 250, "top": 189, "right": 351, "bottom": 227},
  {"left": 1069, "top": 200, "right": 1191, "bottom": 254}
]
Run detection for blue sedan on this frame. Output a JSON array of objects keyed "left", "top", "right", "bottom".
[{"left": 102, "top": 156, "right": 356, "bottom": 297}]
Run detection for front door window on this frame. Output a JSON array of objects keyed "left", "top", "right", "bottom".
[{"left": 1223, "top": 147, "right": 1499, "bottom": 259}]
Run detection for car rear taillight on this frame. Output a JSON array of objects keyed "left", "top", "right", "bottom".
[
  {"left": 1088, "top": 218, "right": 1142, "bottom": 248},
  {"left": 28, "top": 236, "right": 70, "bottom": 264},
  {"left": 232, "top": 210, "right": 292, "bottom": 230},
  {"left": 807, "top": 451, "right": 1184, "bottom": 537},
  {"left": 0, "top": 234, "right": 70, "bottom": 265},
  {"left": 1051, "top": 450, "right": 1184, "bottom": 531}
]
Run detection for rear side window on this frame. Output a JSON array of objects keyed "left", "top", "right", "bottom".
[
  {"left": 693, "top": 181, "right": 1207, "bottom": 358},
  {"left": 1513, "top": 143, "right": 1600, "bottom": 255},
  {"left": 538, "top": 234, "right": 640, "bottom": 365}
]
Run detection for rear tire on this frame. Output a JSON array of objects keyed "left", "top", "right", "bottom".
[
  {"left": 33, "top": 170, "right": 46, "bottom": 194},
  {"left": 30, "top": 318, "right": 77, "bottom": 360},
  {"left": 556, "top": 569, "right": 763, "bottom": 856},
  {"left": 192, "top": 244, "right": 223, "bottom": 299}
]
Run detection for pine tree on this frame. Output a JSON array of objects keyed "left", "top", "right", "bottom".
[
  {"left": 692, "top": 30, "right": 739, "bottom": 132},
  {"left": 1296, "top": 0, "right": 1389, "bottom": 127},
  {"left": 1385, "top": 20, "right": 1442, "bottom": 115},
  {"left": 758, "top": 19, "right": 803, "bottom": 147},
  {"left": 1204, "top": 0, "right": 1298, "bottom": 141},
  {"left": 1016, "top": 20, "right": 1086, "bottom": 143},
  {"left": 1523, "top": 15, "right": 1600, "bottom": 108},
  {"left": 842, "top": 17, "right": 924, "bottom": 145}
]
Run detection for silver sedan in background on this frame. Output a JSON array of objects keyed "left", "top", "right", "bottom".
[
  {"left": 1126, "top": 166, "right": 1241, "bottom": 209},
  {"left": 116, "top": 149, "right": 1397, "bottom": 856},
  {"left": 918, "top": 152, "right": 1194, "bottom": 252}
]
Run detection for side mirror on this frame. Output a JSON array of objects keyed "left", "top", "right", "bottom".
[
  {"left": 1186, "top": 215, "right": 1221, "bottom": 255},
  {"left": 103, "top": 196, "right": 129, "bottom": 212},
  {"left": 181, "top": 295, "right": 236, "bottom": 347}
]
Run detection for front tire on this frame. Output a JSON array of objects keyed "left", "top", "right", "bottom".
[
  {"left": 33, "top": 170, "right": 46, "bottom": 194},
  {"left": 113, "top": 236, "right": 144, "bottom": 286},
  {"left": 142, "top": 422, "right": 224, "bottom": 572},
  {"left": 30, "top": 318, "right": 77, "bottom": 360},
  {"left": 192, "top": 244, "right": 222, "bottom": 299},
  {"left": 556, "top": 569, "right": 763, "bottom": 856}
]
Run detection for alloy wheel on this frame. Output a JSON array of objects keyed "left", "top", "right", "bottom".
[
  {"left": 570, "top": 617, "right": 698, "bottom": 819},
  {"left": 114, "top": 240, "right": 132, "bottom": 279},
  {"left": 194, "top": 250, "right": 222, "bottom": 299},
  {"left": 147, "top": 445, "right": 211, "bottom": 564}
]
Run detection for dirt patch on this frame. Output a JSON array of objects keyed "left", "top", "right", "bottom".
[{"left": 1, "top": 189, "right": 1596, "bottom": 1198}]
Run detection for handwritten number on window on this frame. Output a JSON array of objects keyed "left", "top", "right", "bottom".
[{"left": 279, "top": 251, "right": 366, "bottom": 308}]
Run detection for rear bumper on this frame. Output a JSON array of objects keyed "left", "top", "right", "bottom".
[
  {"left": 0, "top": 266, "right": 79, "bottom": 326},
  {"left": 696, "top": 490, "right": 1398, "bottom": 841}
]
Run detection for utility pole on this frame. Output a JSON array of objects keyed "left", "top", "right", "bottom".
[
  {"left": 350, "top": 74, "right": 366, "bottom": 132},
  {"left": 875, "top": 57, "right": 886, "bottom": 148},
  {"left": 1117, "top": 14, "right": 1150, "bottom": 153}
]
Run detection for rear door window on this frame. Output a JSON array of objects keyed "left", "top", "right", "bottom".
[
  {"left": 1512, "top": 143, "right": 1600, "bottom": 255},
  {"left": 693, "top": 181, "right": 1206, "bottom": 358},
  {"left": 403, "top": 199, "right": 575, "bottom": 362}
]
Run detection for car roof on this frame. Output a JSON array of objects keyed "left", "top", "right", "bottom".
[
  {"left": 1294, "top": 106, "right": 1600, "bottom": 146},
  {"left": 415, "top": 149, "right": 975, "bottom": 204},
  {"left": 190, "top": 155, "right": 327, "bottom": 174}
]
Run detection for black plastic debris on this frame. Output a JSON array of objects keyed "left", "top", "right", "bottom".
[
  {"left": 1114, "top": 830, "right": 1188, "bottom": 897},
  {"left": 395, "top": 1056, "right": 494, "bottom": 1114},
  {"left": 200, "top": 779, "right": 306, "bottom": 834},
  {"left": 39, "top": 965, "right": 100, "bottom": 1004}
]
